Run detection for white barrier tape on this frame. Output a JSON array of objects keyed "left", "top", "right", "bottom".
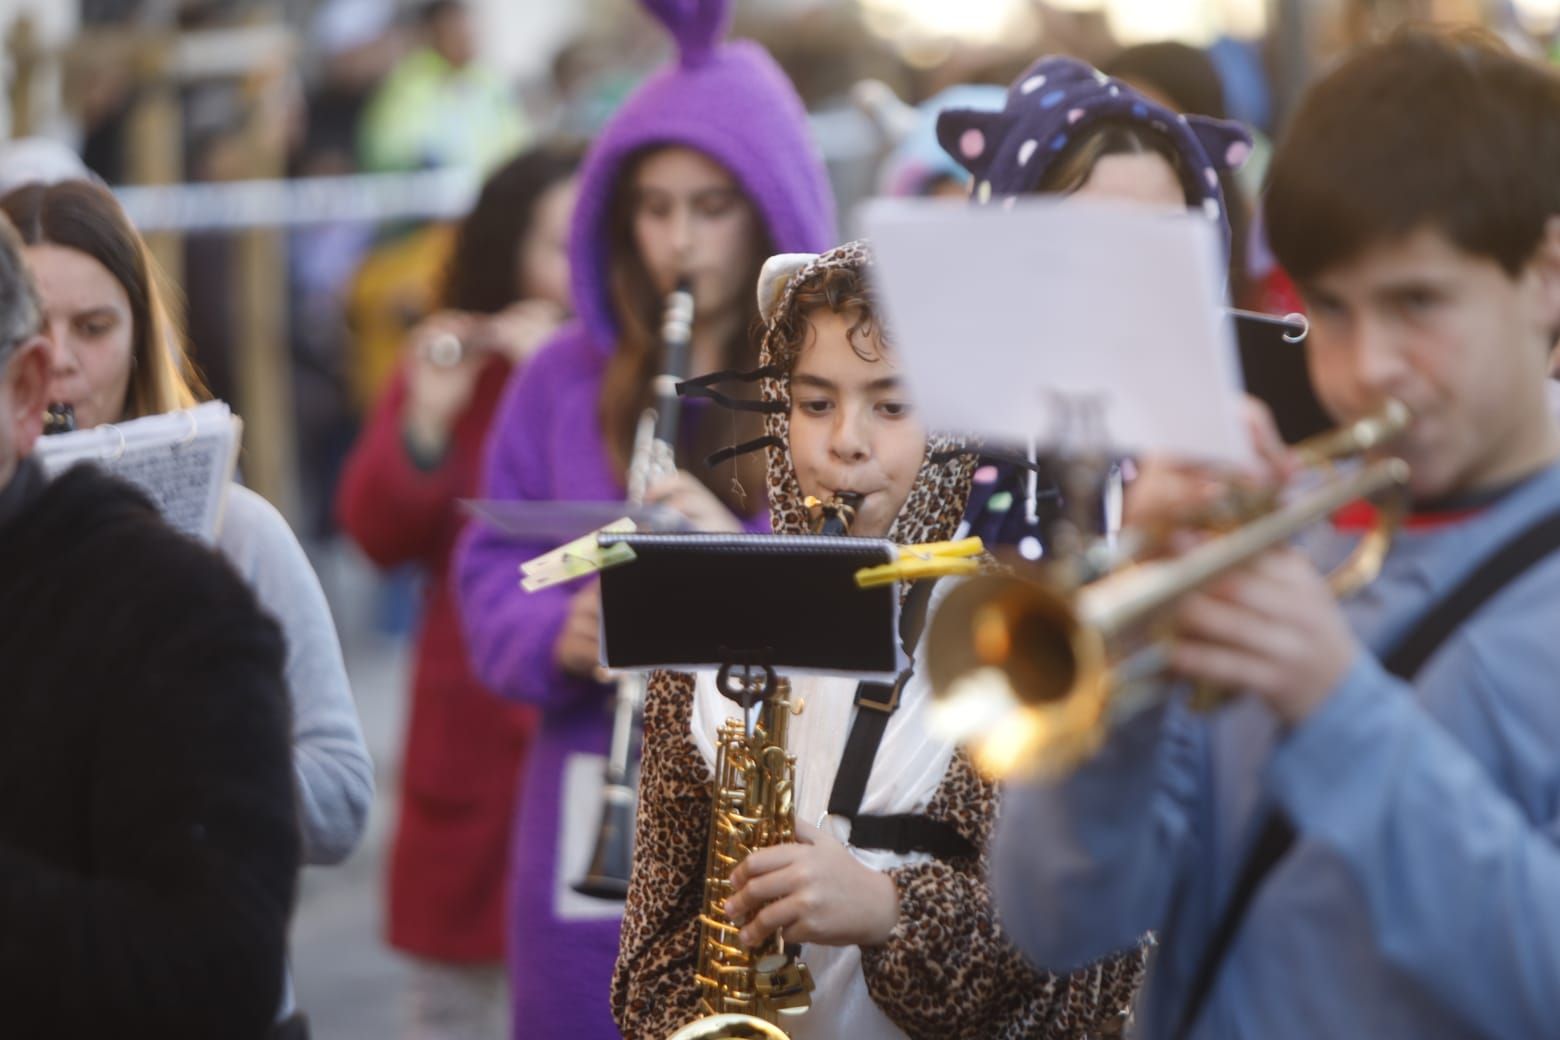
[
  {"left": 109, "top": 108, "right": 883, "bottom": 233},
  {"left": 114, "top": 167, "right": 481, "bottom": 232}
]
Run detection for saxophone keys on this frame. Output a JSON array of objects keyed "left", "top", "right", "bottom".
[{"left": 753, "top": 951, "right": 815, "bottom": 1015}]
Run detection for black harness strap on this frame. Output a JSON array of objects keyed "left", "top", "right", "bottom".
[
  {"left": 1171, "top": 504, "right": 1560, "bottom": 1040},
  {"left": 825, "top": 579, "right": 978, "bottom": 860},
  {"left": 675, "top": 383, "right": 787, "bottom": 415},
  {"left": 848, "top": 813, "right": 978, "bottom": 859},
  {"left": 677, "top": 364, "right": 781, "bottom": 395},
  {"left": 705, "top": 436, "right": 785, "bottom": 468}
]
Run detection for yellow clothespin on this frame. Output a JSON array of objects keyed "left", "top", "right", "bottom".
[
  {"left": 521, "top": 518, "right": 639, "bottom": 592},
  {"left": 855, "top": 536, "right": 986, "bottom": 588}
]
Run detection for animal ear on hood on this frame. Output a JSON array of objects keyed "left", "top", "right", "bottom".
[
  {"left": 935, "top": 108, "right": 1014, "bottom": 181},
  {"left": 640, "top": 0, "right": 733, "bottom": 68},
  {"left": 1187, "top": 113, "right": 1254, "bottom": 173},
  {"left": 756, "top": 253, "right": 816, "bottom": 326}
]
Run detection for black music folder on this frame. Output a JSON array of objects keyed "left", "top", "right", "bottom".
[{"left": 597, "top": 533, "right": 904, "bottom": 679}]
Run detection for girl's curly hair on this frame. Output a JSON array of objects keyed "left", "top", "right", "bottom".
[{"left": 767, "top": 263, "right": 890, "bottom": 373}]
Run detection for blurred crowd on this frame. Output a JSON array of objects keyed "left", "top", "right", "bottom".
[{"left": 2, "top": 0, "right": 1559, "bottom": 1038}]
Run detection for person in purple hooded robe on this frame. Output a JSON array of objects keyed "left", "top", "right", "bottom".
[{"left": 453, "top": 0, "right": 836, "bottom": 1035}]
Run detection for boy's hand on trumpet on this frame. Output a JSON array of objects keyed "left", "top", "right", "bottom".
[
  {"left": 1123, "top": 396, "right": 1296, "bottom": 548},
  {"left": 1123, "top": 396, "right": 1360, "bottom": 725},
  {"left": 1168, "top": 547, "right": 1361, "bottom": 726},
  {"left": 723, "top": 819, "right": 900, "bottom": 948}
]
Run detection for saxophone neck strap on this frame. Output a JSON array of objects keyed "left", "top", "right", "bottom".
[{"left": 826, "top": 579, "right": 978, "bottom": 860}]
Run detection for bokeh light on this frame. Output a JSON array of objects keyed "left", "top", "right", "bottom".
[{"left": 860, "top": 0, "right": 1270, "bottom": 49}]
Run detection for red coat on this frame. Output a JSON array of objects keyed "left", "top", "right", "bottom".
[{"left": 337, "top": 357, "right": 535, "bottom": 962}]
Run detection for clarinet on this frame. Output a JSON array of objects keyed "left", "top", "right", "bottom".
[{"left": 574, "top": 278, "right": 695, "bottom": 900}]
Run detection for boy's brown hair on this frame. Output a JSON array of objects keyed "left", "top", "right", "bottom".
[{"left": 1265, "top": 27, "right": 1560, "bottom": 283}]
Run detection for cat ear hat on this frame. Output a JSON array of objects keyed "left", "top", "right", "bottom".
[{"left": 936, "top": 55, "right": 1253, "bottom": 254}]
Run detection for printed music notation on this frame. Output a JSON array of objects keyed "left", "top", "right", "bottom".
[{"left": 32, "top": 401, "right": 242, "bottom": 542}]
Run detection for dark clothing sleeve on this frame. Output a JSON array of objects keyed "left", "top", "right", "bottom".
[{"left": 0, "top": 495, "right": 300, "bottom": 1040}]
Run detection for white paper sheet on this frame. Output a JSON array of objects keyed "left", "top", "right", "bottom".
[
  {"left": 33, "top": 401, "right": 241, "bottom": 541},
  {"left": 860, "top": 197, "right": 1252, "bottom": 465}
]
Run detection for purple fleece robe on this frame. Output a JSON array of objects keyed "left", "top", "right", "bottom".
[{"left": 454, "top": 0, "right": 836, "bottom": 1034}]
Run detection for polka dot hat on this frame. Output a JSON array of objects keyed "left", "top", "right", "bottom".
[{"left": 935, "top": 55, "right": 1253, "bottom": 255}]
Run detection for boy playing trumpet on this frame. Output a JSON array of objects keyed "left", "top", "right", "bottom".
[{"left": 993, "top": 28, "right": 1560, "bottom": 1040}]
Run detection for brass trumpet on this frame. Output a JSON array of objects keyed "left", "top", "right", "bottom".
[{"left": 926, "top": 401, "right": 1411, "bottom": 777}]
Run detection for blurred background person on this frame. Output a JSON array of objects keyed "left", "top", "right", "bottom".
[
  {"left": 336, "top": 142, "right": 580, "bottom": 1040},
  {"left": 0, "top": 177, "right": 374, "bottom": 1037},
  {"left": 357, "top": 0, "right": 527, "bottom": 175},
  {"left": 453, "top": 0, "right": 837, "bottom": 1034},
  {"left": 287, "top": 0, "right": 405, "bottom": 542},
  {"left": 875, "top": 83, "right": 1006, "bottom": 199},
  {"left": 1101, "top": 40, "right": 1259, "bottom": 309}
]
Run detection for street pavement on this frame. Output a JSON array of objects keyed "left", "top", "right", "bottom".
[{"left": 291, "top": 544, "right": 414, "bottom": 1039}]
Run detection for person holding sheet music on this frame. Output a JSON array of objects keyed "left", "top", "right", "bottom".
[
  {"left": 452, "top": 1, "right": 835, "bottom": 1035},
  {"left": 613, "top": 242, "right": 1144, "bottom": 1040},
  {"left": 933, "top": 57, "right": 1252, "bottom": 556},
  {"left": 0, "top": 204, "right": 299, "bottom": 1037},
  {"left": 336, "top": 143, "right": 579, "bottom": 1037},
  {"left": 0, "top": 178, "right": 373, "bottom": 1038},
  {"left": 991, "top": 30, "right": 1560, "bottom": 1039}
]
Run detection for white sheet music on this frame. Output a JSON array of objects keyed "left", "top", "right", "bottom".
[
  {"left": 861, "top": 197, "right": 1252, "bottom": 466},
  {"left": 33, "top": 401, "right": 242, "bottom": 542}
]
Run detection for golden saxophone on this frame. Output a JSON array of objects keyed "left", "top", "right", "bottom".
[{"left": 669, "top": 494, "right": 862, "bottom": 1040}]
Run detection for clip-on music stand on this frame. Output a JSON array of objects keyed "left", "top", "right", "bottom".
[{"left": 598, "top": 532, "right": 905, "bottom": 706}]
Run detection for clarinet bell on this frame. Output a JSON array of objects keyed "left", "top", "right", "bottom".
[{"left": 572, "top": 782, "right": 635, "bottom": 900}]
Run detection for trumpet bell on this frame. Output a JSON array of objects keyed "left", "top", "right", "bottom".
[{"left": 926, "top": 573, "right": 1112, "bottom": 777}]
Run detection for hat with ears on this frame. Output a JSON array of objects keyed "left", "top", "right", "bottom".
[
  {"left": 936, "top": 55, "right": 1252, "bottom": 253},
  {"left": 756, "top": 253, "right": 817, "bottom": 326}
]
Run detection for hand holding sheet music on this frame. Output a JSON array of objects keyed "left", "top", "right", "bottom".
[{"left": 32, "top": 401, "right": 242, "bottom": 542}]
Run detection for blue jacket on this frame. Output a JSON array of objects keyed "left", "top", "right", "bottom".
[{"left": 993, "top": 461, "right": 1560, "bottom": 1039}]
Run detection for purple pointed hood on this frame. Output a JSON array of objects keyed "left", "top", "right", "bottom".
[{"left": 568, "top": 0, "right": 838, "bottom": 351}]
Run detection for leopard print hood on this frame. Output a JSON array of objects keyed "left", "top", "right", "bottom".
[{"left": 754, "top": 240, "right": 975, "bottom": 543}]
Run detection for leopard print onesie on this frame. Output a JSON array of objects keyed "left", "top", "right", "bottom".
[{"left": 611, "top": 243, "right": 1145, "bottom": 1039}]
